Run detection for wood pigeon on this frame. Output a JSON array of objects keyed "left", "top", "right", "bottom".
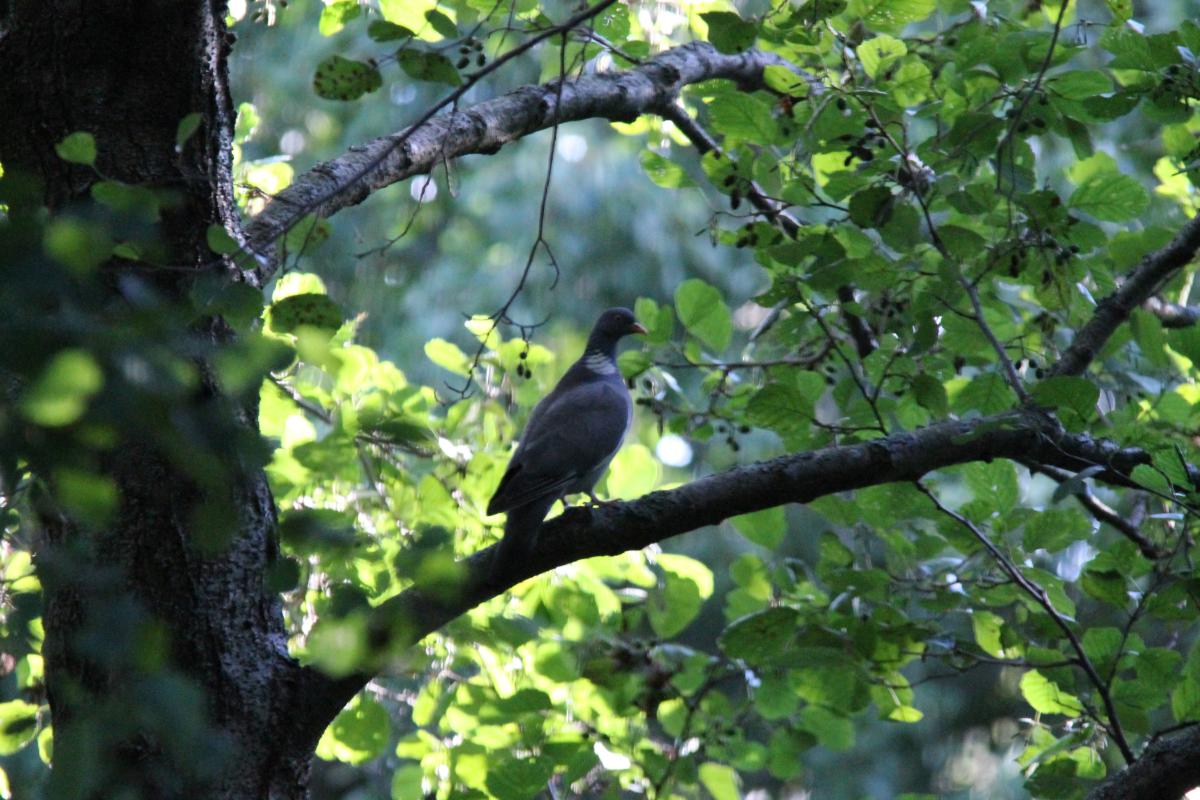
[{"left": 486, "top": 308, "right": 647, "bottom": 582}]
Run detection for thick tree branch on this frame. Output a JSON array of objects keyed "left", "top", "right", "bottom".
[
  {"left": 292, "top": 407, "right": 1180, "bottom": 746},
  {"left": 243, "top": 42, "right": 791, "bottom": 283},
  {"left": 1052, "top": 214, "right": 1200, "bottom": 377},
  {"left": 1087, "top": 727, "right": 1200, "bottom": 800}
]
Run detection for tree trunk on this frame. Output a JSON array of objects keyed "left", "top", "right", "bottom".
[{"left": 0, "top": 2, "right": 316, "bottom": 797}]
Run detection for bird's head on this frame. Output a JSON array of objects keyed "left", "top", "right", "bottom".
[{"left": 591, "top": 307, "right": 648, "bottom": 341}]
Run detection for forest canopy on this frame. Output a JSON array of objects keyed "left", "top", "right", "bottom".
[{"left": 3, "top": 0, "right": 1200, "bottom": 798}]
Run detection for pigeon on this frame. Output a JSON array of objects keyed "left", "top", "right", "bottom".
[{"left": 486, "top": 308, "right": 647, "bottom": 582}]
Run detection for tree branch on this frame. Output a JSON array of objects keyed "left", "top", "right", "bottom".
[
  {"left": 1052, "top": 214, "right": 1200, "bottom": 377},
  {"left": 291, "top": 407, "right": 1179, "bottom": 746},
  {"left": 1087, "top": 726, "right": 1200, "bottom": 800},
  {"left": 243, "top": 42, "right": 792, "bottom": 284}
]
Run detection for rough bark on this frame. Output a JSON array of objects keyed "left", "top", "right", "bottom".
[
  {"left": 0, "top": 2, "right": 310, "bottom": 797},
  {"left": 1086, "top": 727, "right": 1200, "bottom": 800}
]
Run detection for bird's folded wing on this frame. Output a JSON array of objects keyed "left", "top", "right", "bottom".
[{"left": 486, "top": 381, "right": 631, "bottom": 515}]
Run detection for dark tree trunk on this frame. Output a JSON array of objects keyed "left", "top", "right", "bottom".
[{"left": 0, "top": 2, "right": 317, "bottom": 797}]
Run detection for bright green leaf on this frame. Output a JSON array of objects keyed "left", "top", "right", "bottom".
[
  {"left": 1069, "top": 172, "right": 1150, "bottom": 221},
  {"left": 675, "top": 278, "right": 733, "bottom": 351},
  {"left": 55, "top": 131, "right": 97, "bottom": 166}
]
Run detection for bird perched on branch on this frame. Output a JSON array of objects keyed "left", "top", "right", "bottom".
[{"left": 486, "top": 308, "right": 647, "bottom": 583}]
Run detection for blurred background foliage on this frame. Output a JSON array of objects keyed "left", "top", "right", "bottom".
[{"left": 3, "top": 0, "right": 1200, "bottom": 797}]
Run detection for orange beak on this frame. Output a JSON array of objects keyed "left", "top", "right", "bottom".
[{"left": 631, "top": 321, "right": 648, "bottom": 335}]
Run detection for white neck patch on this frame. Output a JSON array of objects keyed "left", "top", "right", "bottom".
[{"left": 584, "top": 352, "right": 617, "bottom": 375}]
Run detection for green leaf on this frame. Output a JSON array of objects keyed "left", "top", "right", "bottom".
[
  {"left": 911, "top": 373, "right": 948, "bottom": 416},
  {"left": 21, "top": 349, "right": 104, "bottom": 427},
  {"left": 762, "top": 65, "right": 810, "bottom": 97},
  {"left": 317, "top": 695, "right": 390, "bottom": 765},
  {"left": 175, "top": 113, "right": 203, "bottom": 149},
  {"left": 675, "top": 279, "right": 732, "bottom": 351},
  {"left": 972, "top": 611, "right": 1007, "bottom": 658},
  {"left": 391, "top": 765, "right": 424, "bottom": 799},
  {"left": 368, "top": 20, "right": 415, "bottom": 42},
  {"left": 701, "top": 11, "right": 757, "bottom": 54},
  {"left": 617, "top": 349, "right": 651, "bottom": 378},
  {"left": 1130, "top": 464, "right": 1171, "bottom": 497},
  {"left": 857, "top": 34, "right": 906, "bottom": 79},
  {"left": 847, "top": 0, "right": 935, "bottom": 31},
  {"left": 397, "top": 49, "right": 462, "bottom": 86},
  {"left": 719, "top": 607, "right": 799, "bottom": 664},
  {"left": 849, "top": 186, "right": 895, "bottom": 228},
  {"left": 53, "top": 468, "right": 118, "bottom": 526},
  {"left": 313, "top": 55, "right": 383, "bottom": 101},
  {"left": 963, "top": 461, "right": 1018, "bottom": 511},
  {"left": 424, "top": 338, "right": 472, "bottom": 375},
  {"left": 1172, "top": 640, "right": 1200, "bottom": 722},
  {"left": 888, "top": 59, "right": 931, "bottom": 106},
  {"left": 1081, "top": 627, "right": 1123, "bottom": 673},
  {"left": 707, "top": 93, "right": 779, "bottom": 142},
  {"left": 657, "top": 553, "right": 714, "bottom": 597},
  {"left": 1030, "top": 376, "right": 1098, "bottom": 421},
  {"left": 606, "top": 443, "right": 659, "bottom": 499},
  {"left": 319, "top": 0, "right": 361, "bottom": 36},
  {"left": 746, "top": 381, "right": 817, "bottom": 435},
  {"left": 0, "top": 701, "right": 39, "bottom": 755},
  {"left": 698, "top": 762, "right": 741, "bottom": 800},
  {"left": 1069, "top": 172, "right": 1150, "bottom": 221},
  {"left": 731, "top": 506, "right": 786, "bottom": 549},
  {"left": 235, "top": 102, "right": 260, "bottom": 144},
  {"left": 91, "top": 181, "right": 160, "bottom": 224},
  {"left": 640, "top": 150, "right": 695, "bottom": 188},
  {"left": 268, "top": 293, "right": 344, "bottom": 333},
  {"left": 953, "top": 372, "right": 1017, "bottom": 415},
  {"left": 767, "top": 728, "right": 811, "bottom": 779},
  {"left": 206, "top": 224, "right": 240, "bottom": 255},
  {"left": 486, "top": 756, "right": 554, "bottom": 800},
  {"left": 593, "top": 6, "right": 630, "bottom": 41},
  {"left": 1020, "top": 670, "right": 1084, "bottom": 717},
  {"left": 424, "top": 8, "right": 458, "bottom": 38},
  {"left": 55, "top": 131, "right": 97, "bottom": 166},
  {"left": 1049, "top": 70, "right": 1113, "bottom": 99},
  {"left": 1023, "top": 509, "right": 1090, "bottom": 552},
  {"left": 798, "top": 705, "right": 854, "bottom": 750},
  {"left": 648, "top": 554, "right": 712, "bottom": 637}
]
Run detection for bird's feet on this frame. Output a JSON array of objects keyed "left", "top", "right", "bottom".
[
  {"left": 557, "top": 493, "right": 616, "bottom": 511},
  {"left": 584, "top": 492, "right": 618, "bottom": 509}
]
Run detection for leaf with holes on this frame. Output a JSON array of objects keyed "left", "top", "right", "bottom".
[
  {"left": 313, "top": 55, "right": 383, "bottom": 101},
  {"left": 268, "top": 293, "right": 344, "bottom": 333}
]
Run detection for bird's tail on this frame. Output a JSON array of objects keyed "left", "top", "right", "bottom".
[{"left": 489, "top": 497, "right": 555, "bottom": 586}]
